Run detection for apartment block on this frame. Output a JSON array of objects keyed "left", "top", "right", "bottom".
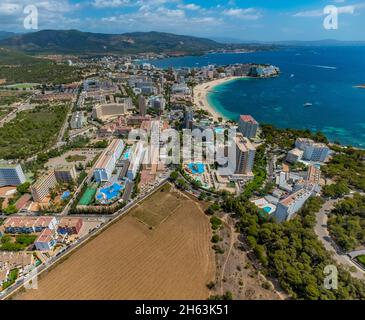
[
  {"left": 0, "top": 162, "right": 26, "bottom": 187},
  {"left": 30, "top": 171, "right": 57, "bottom": 202}
]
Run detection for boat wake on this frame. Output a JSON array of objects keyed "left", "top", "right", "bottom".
[{"left": 312, "top": 65, "right": 337, "bottom": 70}]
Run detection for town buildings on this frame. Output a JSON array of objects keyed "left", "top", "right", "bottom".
[
  {"left": 54, "top": 165, "right": 77, "bottom": 183},
  {"left": 127, "top": 141, "right": 146, "bottom": 181},
  {"left": 30, "top": 171, "right": 57, "bottom": 202},
  {"left": 234, "top": 134, "right": 256, "bottom": 175},
  {"left": 70, "top": 111, "right": 86, "bottom": 129},
  {"left": 273, "top": 188, "right": 313, "bottom": 223},
  {"left": 0, "top": 162, "right": 26, "bottom": 187},
  {"left": 58, "top": 218, "right": 83, "bottom": 235},
  {"left": 34, "top": 228, "right": 57, "bottom": 251},
  {"left": 238, "top": 115, "right": 259, "bottom": 139},
  {"left": 93, "top": 139, "right": 125, "bottom": 182},
  {"left": 295, "top": 138, "right": 330, "bottom": 162},
  {"left": 3, "top": 216, "right": 58, "bottom": 234}
]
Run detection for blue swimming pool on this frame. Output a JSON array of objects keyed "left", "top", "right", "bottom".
[
  {"left": 263, "top": 206, "right": 272, "bottom": 213},
  {"left": 123, "top": 149, "right": 131, "bottom": 160},
  {"left": 96, "top": 183, "right": 124, "bottom": 202},
  {"left": 187, "top": 163, "right": 205, "bottom": 174},
  {"left": 61, "top": 191, "right": 71, "bottom": 201}
]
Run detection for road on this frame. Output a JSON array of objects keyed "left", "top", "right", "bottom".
[
  {"left": 314, "top": 197, "right": 365, "bottom": 280},
  {"left": 0, "top": 177, "right": 170, "bottom": 300}
]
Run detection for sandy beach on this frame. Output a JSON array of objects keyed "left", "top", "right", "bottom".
[{"left": 193, "top": 77, "right": 245, "bottom": 122}]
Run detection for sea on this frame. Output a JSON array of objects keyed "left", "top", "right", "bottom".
[{"left": 146, "top": 46, "right": 365, "bottom": 148}]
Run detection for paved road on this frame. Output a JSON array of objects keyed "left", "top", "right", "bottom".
[{"left": 314, "top": 198, "right": 365, "bottom": 280}]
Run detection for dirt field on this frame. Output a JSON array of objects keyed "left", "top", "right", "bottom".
[{"left": 14, "top": 186, "right": 215, "bottom": 300}]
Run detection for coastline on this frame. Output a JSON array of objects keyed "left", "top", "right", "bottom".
[{"left": 193, "top": 77, "right": 245, "bottom": 122}]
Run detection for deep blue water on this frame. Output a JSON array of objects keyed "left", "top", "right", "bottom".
[{"left": 148, "top": 47, "right": 365, "bottom": 147}]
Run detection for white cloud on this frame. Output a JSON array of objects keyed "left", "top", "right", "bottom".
[
  {"left": 93, "top": 0, "right": 131, "bottom": 8},
  {"left": 223, "top": 8, "right": 262, "bottom": 20},
  {"left": 177, "top": 3, "right": 201, "bottom": 11},
  {"left": 293, "top": 2, "right": 365, "bottom": 17}
]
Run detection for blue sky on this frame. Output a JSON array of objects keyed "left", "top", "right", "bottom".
[{"left": 1, "top": 0, "right": 365, "bottom": 40}]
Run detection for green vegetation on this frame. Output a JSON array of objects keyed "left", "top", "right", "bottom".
[
  {"left": 78, "top": 187, "right": 97, "bottom": 206},
  {"left": 356, "top": 255, "right": 365, "bottom": 268},
  {"left": 2, "top": 268, "right": 19, "bottom": 290},
  {"left": 0, "top": 48, "right": 81, "bottom": 84},
  {"left": 91, "top": 140, "right": 109, "bottom": 149},
  {"left": 66, "top": 154, "right": 87, "bottom": 162},
  {"left": 210, "top": 216, "right": 222, "bottom": 230},
  {"left": 322, "top": 147, "right": 365, "bottom": 192},
  {"left": 0, "top": 91, "right": 30, "bottom": 106},
  {"left": 328, "top": 194, "right": 365, "bottom": 252},
  {"left": 0, "top": 234, "right": 37, "bottom": 251},
  {"left": 242, "top": 144, "right": 267, "bottom": 198},
  {"left": 3, "top": 204, "right": 18, "bottom": 215},
  {"left": 211, "top": 234, "right": 221, "bottom": 243},
  {"left": 16, "top": 182, "right": 31, "bottom": 194},
  {"left": 0, "top": 104, "right": 69, "bottom": 159},
  {"left": 209, "top": 291, "right": 233, "bottom": 300},
  {"left": 261, "top": 124, "right": 328, "bottom": 150},
  {"left": 322, "top": 182, "right": 350, "bottom": 199},
  {"left": 234, "top": 196, "right": 365, "bottom": 299}
]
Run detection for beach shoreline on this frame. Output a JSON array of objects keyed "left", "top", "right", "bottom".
[{"left": 193, "top": 76, "right": 246, "bottom": 122}]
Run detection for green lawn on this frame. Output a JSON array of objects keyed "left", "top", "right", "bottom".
[
  {"left": 78, "top": 187, "right": 97, "bottom": 206},
  {"left": 356, "top": 255, "right": 365, "bottom": 267}
]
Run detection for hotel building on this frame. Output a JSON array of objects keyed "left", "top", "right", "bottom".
[
  {"left": 273, "top": 188, "right": 313, "bottom": 223},
  {"left": 93, "top": 139, "right": 125, "bottom": 182},
  {"left": 92, "top": 99, "right": 132, "bottom": 121},
  {"left": 31, "top": 171, "right": 57, "bottom": 202},
  {"left": 54, "top": 165, "right": 77, "bottom": 183},
  {"left": 238, "top": 115, "right": 259, "bottom": 139},
  {"left": 234, "top": 134, "right": 256, "bottom": 175},
  {"left": 295, "top": 138, "right": 330, "bottom": 162},
  {"left": 0, "top": 162, "right": 26, "bottom": 187},
  {"left": 127, "top": 141, "right": 146, "bottom": 181}
]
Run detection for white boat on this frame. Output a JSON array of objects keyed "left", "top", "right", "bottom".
[{"left": 303, "top": 102, "right": 313, "bottom": 107}]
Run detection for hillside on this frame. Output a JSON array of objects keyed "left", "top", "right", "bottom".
[{"left": 0, "top": 29, "right": 224, "bottom": 55}]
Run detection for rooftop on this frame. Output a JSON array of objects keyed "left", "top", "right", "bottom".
[{"left": 240, "top": 115, "right": 258, "bottom": 125}]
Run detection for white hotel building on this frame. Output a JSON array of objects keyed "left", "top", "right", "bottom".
[
  {"left": 127, "top": 141, "right": 146, "bottom": 181},
  {"left": 0, "top": 162, "right": 26, "bottom": 187},
  {"left": 93, "top": 139, "right": 125, "bottom": 182}
]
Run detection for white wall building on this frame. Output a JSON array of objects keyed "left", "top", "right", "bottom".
[
  {"left": 127, "top": 142, "right": 145, "bottom": 181},
  {"left": 94, "top": 139, "right": 125, "bottom": 182},
  {"left": 0, "top": 162, "right": 26, "bottom": 187},
  {"left": 273, "top": 188, "right": 313, "bottom": 223}
]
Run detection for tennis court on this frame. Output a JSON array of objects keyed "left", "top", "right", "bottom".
[{"left": 78, "top": 187, "right": 97, "bottom": 205}]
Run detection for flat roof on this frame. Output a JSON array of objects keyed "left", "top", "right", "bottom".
[{"left": 240, "top": 115, "right": 258, "bottom": 125}]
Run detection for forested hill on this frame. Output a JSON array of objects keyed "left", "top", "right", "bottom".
[{"left": 0, "top": 30, "right": 222, "bottom": 55}]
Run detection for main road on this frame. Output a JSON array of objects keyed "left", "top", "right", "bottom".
[{"left": 314, "top": 195, "right": 365, "bottom": 280}]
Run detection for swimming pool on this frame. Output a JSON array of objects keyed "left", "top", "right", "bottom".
[
  {"left": 263, "top": 206, "right": 272, "bottom": 213},
  {"left": 123, "top": 149, "right": 132, "bottom": 160},
  {"left": 96, "top": 183, "right": 124, "bottom": 203},
  {"left": 187, "top": 163, "right": 205, "bottom": 174},
  {"left": 61, "top": 191, "right": 71, "bottom": 201}
]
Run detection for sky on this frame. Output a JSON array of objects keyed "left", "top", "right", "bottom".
[{"left": 1, "top": 0, "right": 365, "bottom": 41}]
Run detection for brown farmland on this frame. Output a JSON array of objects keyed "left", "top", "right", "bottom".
[{"left": 15, "top": 186, "right": 215, "bottom": 300}]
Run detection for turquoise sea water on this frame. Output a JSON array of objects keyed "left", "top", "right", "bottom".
[{"left": 148, "top": 47, "right": 365, "bottom": 147}]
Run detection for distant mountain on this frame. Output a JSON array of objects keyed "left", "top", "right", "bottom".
[
  {"left": 0, "top": 31, "right": 16, "bottom": 41},
  {"left": 268, "top": 39, "right": 365, "bottom": 46},
  {"left": 0, "top": 29, "right": 226, "bottom": 55}
]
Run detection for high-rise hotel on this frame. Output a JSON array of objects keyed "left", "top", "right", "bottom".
[
  {"left": 238, "top": 115, "right": 259, "bottom": 139},
  {"left": 0, "top": 161, "right": 26, "bottom": 187}
]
